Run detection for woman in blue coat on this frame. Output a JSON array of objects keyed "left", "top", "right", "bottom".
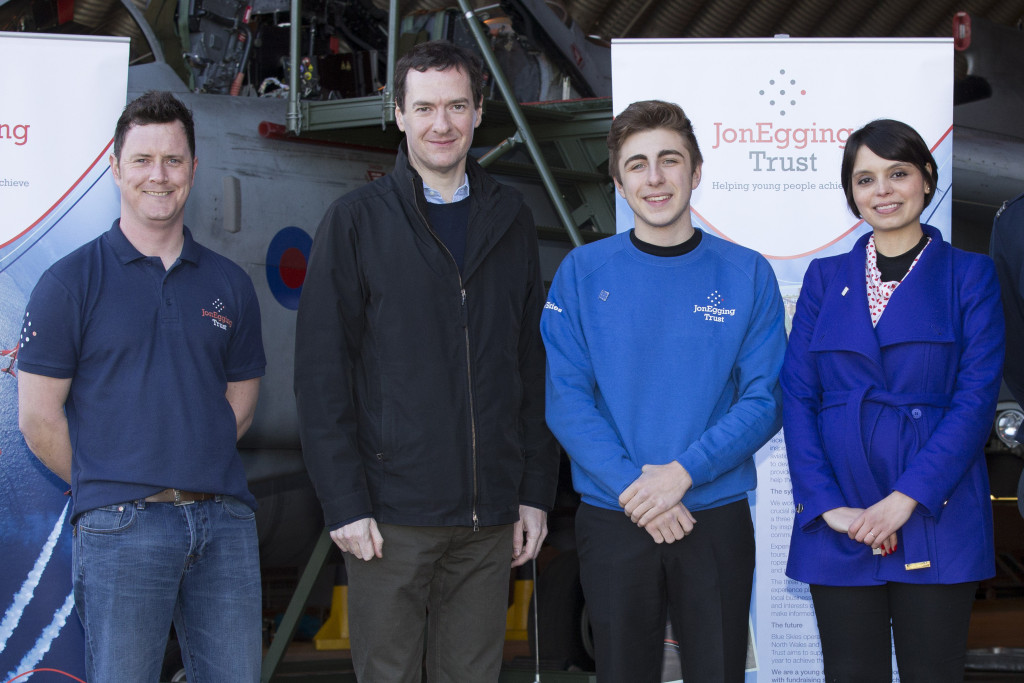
[{"left": 782, "top": 119, "right": 1004, "bottom": 682}]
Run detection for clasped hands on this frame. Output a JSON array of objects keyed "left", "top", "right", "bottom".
[
  {"left": 618, "top": 461, "right": 696, "bottom": 544},
  {"left": 821, "top": 490, "right": 917, "bottom": 556}
]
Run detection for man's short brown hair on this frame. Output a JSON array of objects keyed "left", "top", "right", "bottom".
[
  {"left": 394, "top": 40, "right": 485, "bottom": 112},
  {"left": 607, "top": 100, "right": 703, "bottom": 182},
  {"left": 114, "top": 91, "right": 195, "bottom": 160}
]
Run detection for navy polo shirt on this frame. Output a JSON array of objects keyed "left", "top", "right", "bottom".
[{"left": 18, "top": 221, "right": 265, "bottom": 521}]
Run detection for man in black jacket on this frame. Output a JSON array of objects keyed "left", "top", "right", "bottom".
[{"left": 294, "top": 40, "right": 558, "bottom": 681}]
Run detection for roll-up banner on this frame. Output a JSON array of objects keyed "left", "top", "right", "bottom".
[
  {"left": 612, "top": 37, "right": 952, "bottom": 682},
  {"left": 0, "top": 32, "right": 129, "bottom": 681}
]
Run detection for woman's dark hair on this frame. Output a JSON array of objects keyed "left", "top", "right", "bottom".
[{"left": 840, "top": 119, "right": 938, "bottom": 218}]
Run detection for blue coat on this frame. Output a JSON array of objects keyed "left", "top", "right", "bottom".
[{"left": 782, "top": 225, "right": 1004, "bottom": 585}]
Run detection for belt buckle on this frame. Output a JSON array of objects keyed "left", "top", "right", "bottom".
[{"left": 172, "top": 489, "right": 196, "bottom": 506}]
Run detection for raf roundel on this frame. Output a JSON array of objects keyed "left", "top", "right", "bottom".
[{"left": 265, "top": 226, "right": 313, "bottom": 310}]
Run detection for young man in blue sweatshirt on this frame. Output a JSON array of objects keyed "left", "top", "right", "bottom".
[{"left": 541, "top": 100, "right": 786, "bottom": 682}]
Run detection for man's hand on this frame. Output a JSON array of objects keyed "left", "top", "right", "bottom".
[
  {"left": 330, "top": 518, "right": 383, "bottom": 561},
  {"left": 619, "top": 461, "right": 693, "bottom": 527},
  {"left": 512, "top": 506, "right": 548, "bottom": 568},
  {"left": 643, "top": 503, "right": 696, "bottom": 544},
  {"left": 848, "top": 491, "right": 917, "bottom": 551}
]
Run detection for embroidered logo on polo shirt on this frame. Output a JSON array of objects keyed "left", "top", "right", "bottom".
[
  {"left": 20, "top": 311, "right": 36, "bottom": 348},
  {"left": 201, "top": 298, "right": 233, "bottom": 331},
  {"left": 693, "top": 290, "right": 736, "bottom": 323}
]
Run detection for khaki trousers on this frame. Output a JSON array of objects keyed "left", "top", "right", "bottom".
[{"left": 344, "top": 522, "right": 514, "bottom": 682}]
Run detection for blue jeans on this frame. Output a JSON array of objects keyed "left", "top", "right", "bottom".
[{"left": 73, "top": 496, "right": 261, "bottom": 683}]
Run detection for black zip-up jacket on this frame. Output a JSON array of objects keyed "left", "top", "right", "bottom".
[{"left": 295, "top": 145, "right": 558, "bottom": 529}]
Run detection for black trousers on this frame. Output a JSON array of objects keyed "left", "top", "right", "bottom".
[
  {"left": 810, "top": 581, "right": 978, "bottom": 683},
  {"left": 576, "top": 499, "right": 755, "bottom": 683}
]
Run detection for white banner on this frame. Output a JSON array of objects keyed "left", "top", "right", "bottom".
[
  {"left": 0, "top": 33, "right": 128, "bottom": 247},
  {"left": 0, "top": 32, "right": 128, "bottom": 681},
  {"left": 612, "top": 37, "right": 952, "bottom": 682}
]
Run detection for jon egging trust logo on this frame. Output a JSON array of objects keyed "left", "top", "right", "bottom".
[
  {"left": 693, "top": 290, "right": 735, "bottom": 323},
  {"left": 700, "top": 57, "right": 861, "bottom": 258},
  {"left": 758, "top": 68, "right": 807, "bottom": 117},
  {"left": 201, "top": 298, "right": 233, "bottom": 331},
  {"left": 710, "top": 65, "right": 854, "bottom": 162}
]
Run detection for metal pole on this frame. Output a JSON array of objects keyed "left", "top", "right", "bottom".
[
  {"left": 176, "top": 0, "right": 193, "bottom": 89},
  {"left": 382, "top": 0, "right": 399, "bottom": 127},
  {"left": 456, "top": 0, "right": 584, "bottom": 248},
  {"left": 260, "top": 528, "right": 333, "bottom": 682},
  {"left": 477, "top": 133, "right": 521, "bottom": 168},
  {"left": 286, "top": 0, "right": 302, "bottom": 133}
]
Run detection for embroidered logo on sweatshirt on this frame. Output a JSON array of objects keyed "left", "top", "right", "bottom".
[
  {"left": 543, "top": 301, "right": 563, "bottom": 314},
  {"left": 693, "top": 290, "right": 736, "bottom": 323}
]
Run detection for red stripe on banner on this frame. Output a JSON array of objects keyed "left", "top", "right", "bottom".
[
  {"left": 695, "top": 123, "right": 951, "bottom": 261},
  {"left": 694, "top": 206, "right": 868, "bottom": 261},
  {"left": 1, "top": 138, "right": 114, "bottom": 250},
  {"left": 932, "top": 124, "right": 954, "bottom": 151},
  {"left": 5, "top": 669, "right": 88, "bottom": 683}
]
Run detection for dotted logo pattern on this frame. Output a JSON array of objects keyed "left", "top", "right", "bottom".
[{"left": 759, "top": 69, "right": 807, "bottom": 116}]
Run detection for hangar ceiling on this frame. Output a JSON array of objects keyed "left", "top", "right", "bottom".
[{"left": 398, "top": 0, "right": 1024, "bottom": 41}]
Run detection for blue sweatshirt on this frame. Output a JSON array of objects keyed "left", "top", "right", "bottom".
[{"left": 541, "top": 230, "right": 786, "bottom": 512}]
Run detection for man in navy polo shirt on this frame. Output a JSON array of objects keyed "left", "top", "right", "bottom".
[{"left": 17, "top": 91, "right": 265, "bottom": 683}]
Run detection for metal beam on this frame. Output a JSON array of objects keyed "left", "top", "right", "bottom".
[
  {"left": 456, "top": 0, "right": 585, "bottom": 248},
  {"left": 383, "top": 0, "right": 399, "bottom": 126},
  {"left": 301, "top": 96, "right": 388, "bottom": 130},
  {"left": 478, "top": 134, "right": 523, "bottom": 168},
  {"left": 286, "top": 0, "right": 301, "bottom": 134},
  {"left": 261, "top": 529, "right": 334, "bottom": 683}
]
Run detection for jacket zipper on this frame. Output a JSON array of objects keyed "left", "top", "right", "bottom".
[
  {"left": 412, "top": 184, "right": 480, "bottom": 531},
  {"left": 462, "top": 288, "right": 480, "bottom": 532}
]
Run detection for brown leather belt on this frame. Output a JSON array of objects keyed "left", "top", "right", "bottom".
[{"left": 144, "top": 488, "right": 214, "bottom": 506}]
